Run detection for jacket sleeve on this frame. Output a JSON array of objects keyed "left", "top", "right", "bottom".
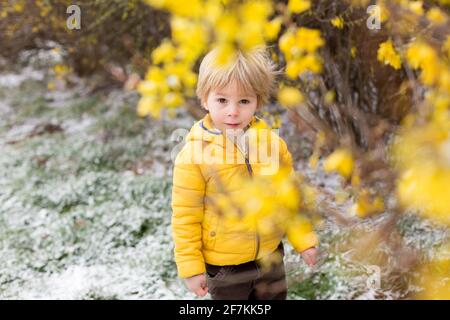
[
  {"left": 286, "top": 215, "right": 319, "bottom": 253},
  {"left": 279, "top": 137, "right": 319, "bottom": 252},
  {"left": 171, "top": 147, "right": 206, "bottom": 278}
]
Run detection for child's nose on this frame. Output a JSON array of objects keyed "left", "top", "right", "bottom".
[{"left": 227, "top": 105, "right": 239, "bottom": 117}]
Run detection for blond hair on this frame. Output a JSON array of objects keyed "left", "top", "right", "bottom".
[{"left": 196, "top": 46, "right": 281, "bottom": 108}]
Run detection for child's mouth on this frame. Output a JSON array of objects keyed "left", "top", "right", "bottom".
[{"left": 225, "top": 123, "right": 240, "bottom": 128}]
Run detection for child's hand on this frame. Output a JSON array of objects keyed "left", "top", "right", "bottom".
[
  {"left": 301, "top": 247, "right": 318, "bottom": 266},
  {"left": 184, "top": 273, "right": 208, "bottom": 297}
]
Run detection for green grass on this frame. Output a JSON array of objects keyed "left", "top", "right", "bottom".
[{"left": 0, "top": 76, "right": 189, "bottom": 299}]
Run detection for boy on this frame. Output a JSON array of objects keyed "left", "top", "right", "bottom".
[{"left": 171, "top": 46, "right": 318, "bottom": 300}]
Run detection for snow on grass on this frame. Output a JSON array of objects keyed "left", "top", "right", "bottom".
[
  {"left": 0, "top": 63, "right": 195, "bottom": 299},
  {"left": 0, "top": 66, "right": 45, "bottom": 88}
]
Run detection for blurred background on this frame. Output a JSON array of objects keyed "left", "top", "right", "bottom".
[{"left": 0, "top": 0, "right": 448, "bottom": 299}]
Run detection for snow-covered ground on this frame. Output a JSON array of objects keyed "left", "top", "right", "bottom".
[
  {"left": 0, "top": 61, "right": 195, "bottom": 299},
  {"left": 0, "top": 54, "right": 448, "bottom": 300}
]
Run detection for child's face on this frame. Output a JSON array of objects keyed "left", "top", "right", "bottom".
[{"left": 203, "top": 81, "right": 258, "bottom": 134}]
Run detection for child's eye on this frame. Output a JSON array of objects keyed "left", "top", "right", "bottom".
[
  {"left": 240, "top": 99, "right": 250, "bottom": 104},
  {"left": 217, "top": 98, "right": 227, "bottom": 104}
]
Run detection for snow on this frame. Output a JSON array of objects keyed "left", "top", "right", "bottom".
[{"left": 0, "top": 66, "right": 45, "bottom": 88}]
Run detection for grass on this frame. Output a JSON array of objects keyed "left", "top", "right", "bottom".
[
  {"left": 0, "top": 75, "right": 192, "bottom": 299},
  {"left": 0, "top": 70, "right": 448, "bottom": 299}
]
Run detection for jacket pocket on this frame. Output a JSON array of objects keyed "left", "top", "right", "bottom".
[{"left": 202, "top": 212, "right": 218, "bottom": 250}]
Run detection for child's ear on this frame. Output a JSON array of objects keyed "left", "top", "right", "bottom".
[{"left": 201, "top": 100, "right": 208, "bottom": 111}]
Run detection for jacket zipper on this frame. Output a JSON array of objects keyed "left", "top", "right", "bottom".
[
  {"left": 244, "top": 157, "right": 260, "bottom": 260},
  {"left": 244, "top": 156, "right": 253, "bottom": 178}
]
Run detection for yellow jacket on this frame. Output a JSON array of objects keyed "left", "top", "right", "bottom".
[{"left": 171, "top": 113, "right": 318, "bottom": 278}]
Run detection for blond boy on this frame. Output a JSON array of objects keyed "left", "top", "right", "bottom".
[{"left": 171, "top": 47, "right": 318, "bottom": 300}]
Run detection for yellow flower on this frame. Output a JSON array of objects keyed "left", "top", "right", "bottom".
[
  {"left": 377, "top": 40, "right": 402, "bottom": 70},
  {"left": 323, "top": 148, "right": 354, "bottom": 179},
  {"left": 47, "top": 82, "right": 55, "bottom": 91},
  {"left": 408, "top": 1, "right": 424, "bottom": 16},
  {"left": 285, "top": 60, "right": 302, "bottom": 79},
  {"left": 145, "top": 67, "right": 165, "bottom": 83},
  {"left": 151, "top": 40, "right": 176, "bottom": 65},
  {"left": 237, "top": 0, "right": 273, "bottom": 50},
  {"left": 13, "top": 2, "right": 24, "bottom": 12},
  {"left": 308, "top": 152, "right": 319, "bottom": 169},
  {"left": 301, "top": 185, "right": 317, "bottom": 209},
  {"left": 271, "top": 115, "right": 282, "bottom": 129},
  {"left": 204, "top": 0, "right": 223, "bottom": 24},
  {"left": 286, "top": 215, "right": 316, "bottom": 251},
  {"left": 181, "top": 70, "right": 197, "bottom": 89},
  {"left": 264, "top": 17, "right": 283, "bottom": 41},
  {"left": 239, "top": 0, "right": 273, "bottom": 22},
  {"left": 331, "top": 17, "right": 344, "bottom": 29},
  {"left": 406, "top": 41, "right": 439, "bottom": 85},
  {"left": 238, "top": 25, "right": 266, "bottom": 52},
  {"left": 335, "top": 188, "right": 350, "bottom": 204},
  {"left": 137, "top": 80, "right": 158, "bottom": 96},
  {"left": 278, "top": 86, "right": 304, "bottom": 108},
  {"left": 443, "top": 36, "right": 450, "bottom": 59},
  {"left": 288, "top": 0, "right": 311, "bottom": 14},
  {"left": 367, "top": 1, "right": 389, "bottom": 22},
  {"left": 144, "top": 0, "right": 167, "bottom": 9},
  {"left": 213, "top": 168, "right": 303, "bottom": 242},
  {"left": 166, "top": 0, "right": 202, "bottom": 18},
  {"left": 215, "top": 13, "right": 240, "bottom": 42},
  {"left": 162, "top": 92, "right": 183, "bottom": 108},
  {"left": 171, "top": 17, "right": 207, "bottom": 55},
  {"left": 439, "top": 69, "right": 450, "bottom": 93},
  {"left": 393, "top": 118, "right": 450, "bottom": 225},
  {"left": 137, "top": 96, "right": 161, "bottom": 118},
  {"left": 351, "top": 173, "right": 361, "bottom": 187},
  {"left": 350, "top": 189, "right": 385, "bottom": 218},
  {"left": 295, "top": 28, "right": 324, "bottom": 53},
  {"left": 324, "top": 90, "right": 335, "bottom": 105},
  {"left": 214, "top": 42, "right": 236, "bottom": 66},
  {"left": 286, "top": 54, "right": 322, "bottom": 78},
  {"left": 53, "top": 64, "right": 70, "bottom": 75},
  {"left": 378, "top": 2, "right": 389, "bottom": 23},
  {"left": 397, "top": 165, "right": 450, "bottom": 225},
  {"left": 279, "top": 30, "right": 297, "bottom": 59},
  {"left": 301, "top": 54, "right": 322, "bottom": 73},
  {"left": 415, "top": 246, "right": 450, "bottom": 299},
  {"left": 351, "top": 47, "right": 357, "bottom": 58}
]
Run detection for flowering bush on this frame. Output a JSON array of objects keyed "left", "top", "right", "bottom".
[{"left": 0, "top": 0, "right": 169, "bottom": 77}]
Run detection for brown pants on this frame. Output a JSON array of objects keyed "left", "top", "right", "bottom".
[{"left": 205, "top": 243, "right": 287, "bottom": 300}]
